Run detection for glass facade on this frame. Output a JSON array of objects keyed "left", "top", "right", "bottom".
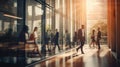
[
  {"left": 25, "top": 0, "right": 84, "bottom": 65},
  {"left": 0, "top": 0, "right": 26, "bottom": 66},
  {"left": 0, "top": 0, "right": 86, "bottom": 66},
  {"left": 26, "top": 0, "right": 42, "bottom": 43},
  {"left": 0, "top": 0, "right": 18, "bottom": 42},
  {"left": 26, "top": 0, "right": 43, "bottom": 64}
]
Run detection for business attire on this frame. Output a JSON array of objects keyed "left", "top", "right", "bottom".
[
  {"left": 45, "top": 32, "right": 49, "bottom": 45},
  {"left": 76, "top": 28, "right": 85, "bottom": 54},
  {"left": 64, "top": 32, "right": 70, "bottom": 48},
  {"left": 96, "top": 30, "right": 101, "bottom": 49},
  {"left": 53, "top": 32, "right": 60, "bottom": 50}
]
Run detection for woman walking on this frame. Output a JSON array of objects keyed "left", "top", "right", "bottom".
[{"left": 89, "top": 29, "right": 96, "bottom": 48}]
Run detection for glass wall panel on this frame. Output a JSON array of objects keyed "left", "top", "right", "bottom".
[
  {"left": 55, "top": 0, "right": 60, "bottom": 30},
  {"left": 4, "top": 22, "right": 10, "bottom": 30},
  {"left": 26, "top": 0, "right": 43, "bottom": 64},
  {"left": 46, "top": 8, "right": 51, "bottom": 30},
  {"left": 0, "top": 0, "right": 26, "bottom": 65},
  {"left": 25, "top": 0, "right": 79, "bottom": 65}
]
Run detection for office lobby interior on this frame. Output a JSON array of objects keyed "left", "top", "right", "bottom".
[{"left": 0, "top": 0, "right": 120, "bottom": 67}]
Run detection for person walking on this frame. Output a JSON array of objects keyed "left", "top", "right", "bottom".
[
  {"left": 64, "top": 30, "right": 70, "bottom": 49},
  {"left": 73, "top": 31, "right": 77, "bottom": 47},
  {"left": 53, "top": 29, "right": 60, "bottom": 51},
  {"left": 96, "top": 27, "right": 101, "bottom": 50},
  {"left": 89, "top": 29, "right": 96, "bottom": 48},
  {"left": 45, "top": 30, "right": 50, "bottom": 52},
  {"left": 29, "top": 27, "right": 41, "bottom": 57},
  {"left": 76, "top": 25, "right": 86, "bottom": 54}
]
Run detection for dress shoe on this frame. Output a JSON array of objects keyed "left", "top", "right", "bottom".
[{"left": 82, "top": 52, "right": 85, "bottom": 54}]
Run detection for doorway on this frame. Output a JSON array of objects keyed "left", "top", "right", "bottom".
[{"left": 86, "top": 0, "right": 108, "bottom": 45}]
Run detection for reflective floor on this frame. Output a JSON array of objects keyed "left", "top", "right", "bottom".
[
  {"left": 28, "top": 45, "right": 119, "bottom": 67},
  {"left": 26, "top": 43, "right": 78, "bottom": 64}
]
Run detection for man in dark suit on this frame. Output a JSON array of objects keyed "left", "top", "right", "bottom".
[
  {"left": 96, "top": 27, "right": 101, "bottom": 49},
  {"left": 76, "top": 25, "right": 85, "bottom": 54},
  {"left": 53, "top": 29, "right": 60, "bottom": 51}
]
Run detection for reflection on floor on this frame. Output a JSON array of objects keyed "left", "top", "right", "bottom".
[
  {"left": 26, "top": 44, "right": 77, "bottom": 64},
  {"left": 28, "top": 45, "right": 119, "bottom": 67}
]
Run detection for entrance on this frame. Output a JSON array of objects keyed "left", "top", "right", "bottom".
[{"left": 86, "top": 0, "right": 107, "bottom": 45}]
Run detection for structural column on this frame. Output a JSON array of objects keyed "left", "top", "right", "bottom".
[
  {"left": 51, "top": 0, "right": 55, "bottom": 31},
  {"left": 17, "top": 0, "right": 26, "bottom": 65},
  {"left": 70, "top": 0, "right": 73, "bottom": 42},
  {"left": 116, "top": 0, "right": 120, "bottom": 62},
  {"left": 59, "top": 0, "right": 63, "bottom": 45},
  {"left": 41, "top": 0, "right": 46, "bottom": 54},
  {"left": 65, "top": 0, "right": 70, "bottom": 32},
  {"left": 107, "top": 0, "right": 116, "bottom": 52}
]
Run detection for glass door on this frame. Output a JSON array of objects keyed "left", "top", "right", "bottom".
[{"left": 26, "top": 0, "right": 43, "bottom": 64}]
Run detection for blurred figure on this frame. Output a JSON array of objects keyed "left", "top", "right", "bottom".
[
  {"left": 19, "top": 27, "right": 26, "bottom": 43},
  {"left": 50, "top": 30, "right": 54, "bottom": 49},
  {"left": 53, "top": 29, "right": 60, "bottom": 51},
  {"left": 4, "top": 28, "right": 13, "bottom": 42},
  {"left": 29, "top": 27, "right": 41, "bottom": 56},
  {"left": 73, "top": 31, "right": 77, "bottom": 47},
  {"left": 96, "top": 27, "right": 101, "bottom": 50},
  {"left": 64, "top": 30, "right": 70, "bottom": 49},
  {"left": 76, "top": 25, "right": 86, "bottom": 54},
  {"left": 25, "top": 25, "right": 29, "bottom": 40},
  {"left": 45, "top": 30, "right": 50, "bottom": 52},
  {"left": 33, "top": 27, "right": 38, "bottom": 45},
  {"left": 48, "top": 30, "right": 54, "bottom": 51},
  {"left": 89, "top": 29, "right": 96, "bottom": 48},
  {"left": 5, "top": 28, "right": 13, "bottom": 36}
]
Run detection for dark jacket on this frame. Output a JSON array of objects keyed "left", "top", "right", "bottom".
[
  {"left": 78, "top": 29, "right": 85, "bottom": 42},
  {"left": 54, "top": 32, "right": 59, "bottom": 45},
  {"left": 97, "top": 31, "right": 101, "bottom": 40}
]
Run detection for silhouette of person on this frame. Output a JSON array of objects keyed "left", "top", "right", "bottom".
[
  {"left": 19, "top": 25, "right": 29, "bottom": 43},
  {"left": 4, "top": 28, "right": 13, "bottom": 42},
  {"left": 30, "top": 27, "right": 41, "bottom": 56},
  {"left": 19, "top": 27, "right": 26, "bottom": 43},
  {"left": 53, "top": 29, "right": 60, "bottom": 51},
  {"left": 89, "top": 29, "right": 96, "bottom": 48},
  {"left": 45, "top": 30, "right": 50, "bottom": 52},
  {"left": 73, "top": 31, "right": 77, "bottom": 47},
  {"left": 50, "top": 30, "right": 54, "bottom": 46},
  {"left": 76, "top": 25, "right": 85, "bottom": 54},
  {"left": 96, "top": 27, "right": 101, "bottom": 49},
  {"left": 64, "top": 30, "right": 70, "bottom": 49},
  {"left": 33, "top": 27, "right": 38, "bottom": 45},
  {"left": 25, "top": 25, "right": 29, "bottom": 40}
]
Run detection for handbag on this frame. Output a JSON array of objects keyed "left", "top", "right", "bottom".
[{"left": 29, "top": 33, "right": 35, "bottom": 40}]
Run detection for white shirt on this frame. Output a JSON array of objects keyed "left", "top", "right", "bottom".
[{"left": 34, "top": 31, "right": 38, "bottom": 38}]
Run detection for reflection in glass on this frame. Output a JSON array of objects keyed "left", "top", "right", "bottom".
[
  {"left": 26, "top": 0, "right": 43, "bottom": 64},
  {"left": 4, "top": 22, "right": 10, "bottom": 31},
  {"left": 14, "top": 2, "right": 17, "bottom": 7},
  {"left": 12, "top": 20, "right": 17, "bottom": 32},
  {"left": 28, "top": 6, "right": 32, "bottom": 16},
  {"left": 35, "top": 6, "right": 43, "bottom": 16}
]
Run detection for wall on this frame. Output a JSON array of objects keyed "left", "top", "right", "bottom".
[
  {"left": 108, "top": 0, "right": 120, "bottom": 63},
  {"left": 117, "top": 0, "right": 120, "bottom": 62},
  {"left": 107, "top": 0, "right": 116, "bottom": 52}
]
